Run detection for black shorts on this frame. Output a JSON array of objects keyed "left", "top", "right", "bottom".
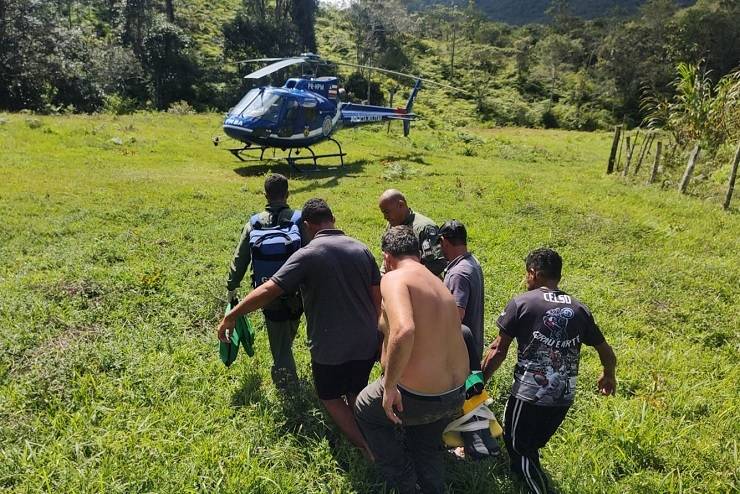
[{"left": 311, "top": 358, "right": 376, "bottom": 400}]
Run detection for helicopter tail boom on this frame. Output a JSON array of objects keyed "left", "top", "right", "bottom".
[{"left": 339, "top": 103, "right": 416, "bottom": 132}]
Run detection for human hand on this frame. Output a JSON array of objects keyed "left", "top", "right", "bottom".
[
  {"left": 226, "top": 289, "right": 237, "bottom": 303},
  {"left": 597, "top": 372, "right": 616, "bottom": 396},
  {"left": 217, "top": 315, "right": 236, "bottom": 342},
  {"left": 382, "top": 384, "right": 403, "bottom": 425}
]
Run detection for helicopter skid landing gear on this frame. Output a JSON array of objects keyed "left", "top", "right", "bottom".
[
  {"left": 286, "top": 138, "right": 346, "bottom": 172},
  {"left": 226, "top": 139, "right": 346, "bottom": 172},
  {"left": 228, "top": 145, "right": 270, "bottom": 162}
]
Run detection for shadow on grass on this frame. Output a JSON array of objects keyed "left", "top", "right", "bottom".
[
  {"left": 233, "top": 157, "right": 368, "bottom": 179},
  {"left": 230, "top": 369, "right": 262, "bottom": 407},
  {"left": 273, "top": 377, "right": 329, "bottom": 438},
  {"left": 269, "top": 378, "right": 386, "bottom": 490}
]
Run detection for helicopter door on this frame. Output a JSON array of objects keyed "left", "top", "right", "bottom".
[
  {"left": 300, "top": 99, "right": 320, "bottom": 138},
  {"left": 280, "top": 100, "right": 304, "bottom": 138}
]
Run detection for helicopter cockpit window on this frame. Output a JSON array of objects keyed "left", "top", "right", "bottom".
[
  {"left": 285, "top": 100, "right": 299, "bottom": 123},
  {"left": 242, "top": 91, "right": 284, "bottom": 123},
  {"left": 230, "top": 89, "right": 259, "bottom": 116},
  {"left": 304, "top": 106, "right": 318, "bottom": 123}
]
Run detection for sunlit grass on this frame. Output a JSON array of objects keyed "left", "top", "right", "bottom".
[{"left": 0, "top": 113, "right": 737, "bottom": 493}]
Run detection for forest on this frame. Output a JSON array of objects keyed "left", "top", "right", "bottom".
[{"left": 0, "top": 0, "right": 737, "bottom": 134}]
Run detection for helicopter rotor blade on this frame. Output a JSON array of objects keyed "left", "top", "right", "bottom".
[
  {"left": 244, "top": 57, "right": 308, "bottom": 79},
  {"left": 236, "top": 57, "right": 290, "bottom": 64},
  {"left": 329, "top": 60, "right": 474, "bottom": 96}
]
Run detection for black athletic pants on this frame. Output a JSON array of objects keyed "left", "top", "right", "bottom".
[{"left": 503, "top": 396, "right": 569, "bottom": 494}]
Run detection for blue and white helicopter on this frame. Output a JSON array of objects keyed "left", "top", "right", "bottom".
[{"left": 216, "top": 53, "right": 463, "bottom": 171}]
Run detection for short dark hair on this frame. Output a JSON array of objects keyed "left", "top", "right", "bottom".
[
  {"left": 302, "top": 198, "right": 333, "bottom": 224},
  {"left": 382, "top": 226, "right": 420, "bottom": 258},
  {"left": 439, "top": 219, "right": 467, "bottom": 246},
  {"left": 525, "top": 248, "right": 562, "bottom": 281},
  {"left": 264, "top": 173, "right": 288, "bottom": 200}
]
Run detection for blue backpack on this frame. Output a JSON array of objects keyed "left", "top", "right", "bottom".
[{"left": 249, "top": 209, "right": 302, "bottom": 288}]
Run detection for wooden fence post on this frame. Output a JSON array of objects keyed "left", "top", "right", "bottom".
[
  {"left": 623, "top": 134, "right": 637, "bottom": 176},
  {"left": 679, "top": 144, "right": 700, "bottom": 194},
  {"left": 607, "top": 125, "right": 622, "bottom": 174},
  {"left": 723, "top": 141, "right": 740, "bottom": 210},
  {"left": 634, "top": 132, "right": 654, "bottom": 174},
  {"left": 648, "top": 141, "right": 662, "bottom": 184},
  {"left": 616, "top": 128, "right": 625, "bottom": 171}
]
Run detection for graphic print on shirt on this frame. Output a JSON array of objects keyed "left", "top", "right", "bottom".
[
  {"left": 543, "top": 307, "right": 574, "bottom": 340},
  {"left": 516, "top": 304, "right": 580, "bottom": 406}
]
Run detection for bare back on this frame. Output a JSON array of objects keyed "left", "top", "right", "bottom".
[{"left": 381, "top": 262, "right": 470, "bottom": 393}]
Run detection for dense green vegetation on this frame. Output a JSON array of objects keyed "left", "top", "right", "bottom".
[
  {"left": 1, "top": 114, "right": 738, "bottom": 492},
  {"left": 408, "top": 0, "right": 695, "bottom": 25},
  {"left": 1, "top": 0, "right": 737, "bottom": 134}
]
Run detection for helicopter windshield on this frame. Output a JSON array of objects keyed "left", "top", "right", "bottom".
[
  {"left": 230, "top": 89, "right": 259, "bottom": 116},
  {"left": 238, "top": 90, "right": 284, "bottom": 123}
]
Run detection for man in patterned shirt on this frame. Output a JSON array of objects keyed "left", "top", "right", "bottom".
[{"left": 482, "top": 248, "right": 617, "bottom": 494}]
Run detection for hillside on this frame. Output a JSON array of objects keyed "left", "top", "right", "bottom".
[{"left": 406, "top": 0, "right": 696, "bottom": 24}]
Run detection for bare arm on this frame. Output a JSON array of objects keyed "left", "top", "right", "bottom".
[
  {"left": 594, "top": 341, "right": 617, "bottom": 395},
  {"left": 380, "top": 274, "right": 415, "bottom": 424},
  {"left": 382, "top": 277, "right": 415, "bottom": 390},
  {"left": 371, "top": 284, "right": 382, "bottom": 319},
  {"left": 481, "top": 333, "right": 514, "bottom": 382},
  {"left": 457, "top": 307, "right": 466, "bottom": 321},
  {"left": 217, "top": 280, "right": 284, "bottom": 341}
]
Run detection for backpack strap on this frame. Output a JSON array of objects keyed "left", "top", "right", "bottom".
[{"left": 250, "top": 206, "right": 293, "bottom": 230}]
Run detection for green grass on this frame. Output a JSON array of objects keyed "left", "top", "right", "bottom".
[{"left": 0, "top": 113, "right": 738, "bottom": 493}]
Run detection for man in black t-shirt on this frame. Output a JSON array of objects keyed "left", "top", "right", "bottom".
[{"left": 482, "top": 248, "right": 617, "bottom": 494}]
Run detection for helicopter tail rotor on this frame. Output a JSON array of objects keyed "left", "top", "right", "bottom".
[{"left": 401, "top": 79, "right": 422, "bottom": 137}]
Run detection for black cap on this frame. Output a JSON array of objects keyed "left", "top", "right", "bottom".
[{"left": 439, "top": 220, "right": 467, "bottom": 243}]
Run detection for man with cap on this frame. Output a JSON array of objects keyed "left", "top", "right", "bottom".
[
  {"left": 226, "top": 173, "right": 303, "bottom": 387},
  {"left": 378, "top": 189, "right": 447, "bottom": 276},
  {"left": 439, "top": 220, "right": 485, "bottom": 372}
]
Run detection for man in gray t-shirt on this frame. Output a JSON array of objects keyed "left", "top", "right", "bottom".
[
  {"left": 439, "top": 220, "right": 484, "bottom": 371},
  {"left": 271, "top": 224, "right": 381, "bottom": 366},
  {"left": 218, "top": 198, "right": 381, "bottom": 461}
]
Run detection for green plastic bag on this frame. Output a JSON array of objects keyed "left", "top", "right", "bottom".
[
  {"left": 219, "top": 299, "right": 255, "bottom": 367},
  {"left": 464, "top": 370, "right": 485, "bottom": 399}
]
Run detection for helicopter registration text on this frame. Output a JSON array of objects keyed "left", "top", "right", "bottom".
[{"left": 349, "top": 115, "right": 383, "bottom": 123}]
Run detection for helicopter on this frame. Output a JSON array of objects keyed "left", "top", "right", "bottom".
[{"left": 216, "top": 53, "right": 465, "bottom": 171}]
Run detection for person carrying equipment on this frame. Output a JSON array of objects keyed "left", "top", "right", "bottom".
[
  {"left": 354, "top": 226, "right": 469, "bottom": 494},
  {"left": 439, "top": 220, "right": 485, "bottom": 372},
  {"left": 378, "top": 189, "right": 447, "bottom": 276},
  {"left": 219, "top": 198, "right": 382, "bottom": 461},
  {"left": 226, "top": 173, "right": 303, "bottom": 387},
  {"left": 482, "top": 248, "right": 617, "bottom": 494}
]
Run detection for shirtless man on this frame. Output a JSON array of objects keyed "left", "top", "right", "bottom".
[{"left": 354, "top": 226, "right": 469, "bottom": 494}]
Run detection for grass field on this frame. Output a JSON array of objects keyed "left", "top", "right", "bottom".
[{"left": 0, "top": 113, "right": 738, "bottom": 493}]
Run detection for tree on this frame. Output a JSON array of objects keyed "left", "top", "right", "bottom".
[
  {"left": 346, "top": 0, "right": 413, "bottom": 70},
  {"left": 290, "top": 0, "right": 317, "bottom": 52},
  {"left": 143, "top": 17, "right": 196, "bottom": 109},
  {"left": 122, "top": 0, "right": 152, "bottom": 59},
  {"left": 532, "top": 33, "right": 583, "bottom": 103}
]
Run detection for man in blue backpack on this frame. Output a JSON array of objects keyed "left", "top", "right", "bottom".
[
  {"left": 220, "top": 198, "right": 381, "bottom": 460},
  {"left": 226, "top": 173, "right": 303, "bottom": 388}
]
